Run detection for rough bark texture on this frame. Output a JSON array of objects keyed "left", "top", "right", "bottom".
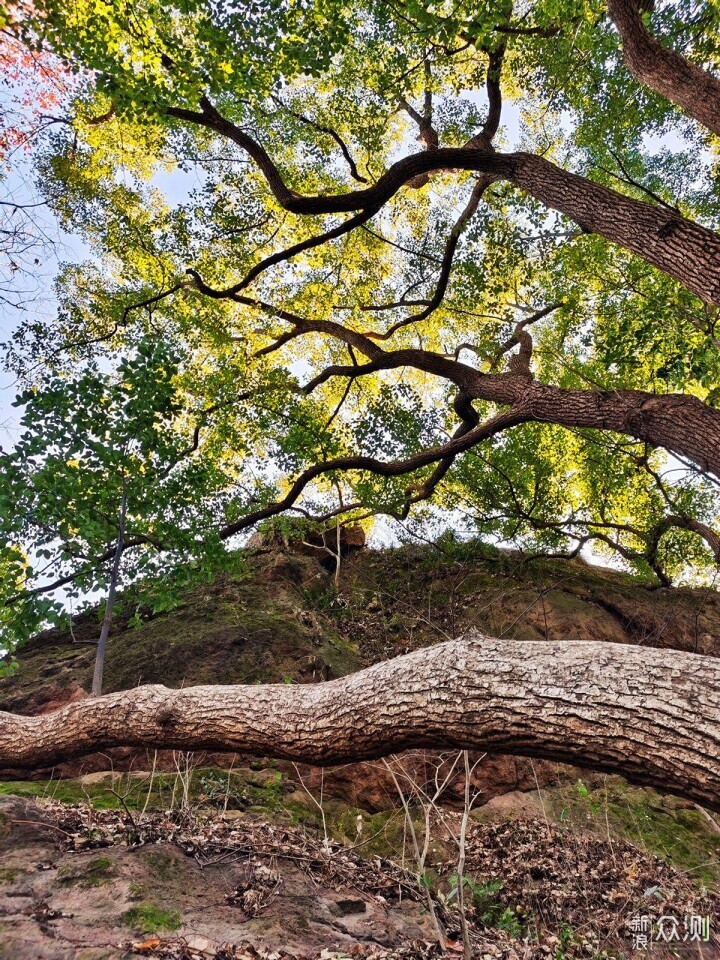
[
  {"left": 1, "top": 631, "right": 718, "bottom": 811},
  {"left": 301, "top": 344, "right": 720, "bottom": 479},
  {"left": 512, "top": 153, "right": 720, "bottom": 306},
  {"left": 608, "top": 0, "right": 720, "bottom": 137}
]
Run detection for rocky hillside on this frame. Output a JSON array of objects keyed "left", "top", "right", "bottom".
[
  {"left": 4, "top": 539, "right": 720, "bottom": 709},
  {"left": 2, "top": 540, "right": 720, "bottom": 794},
  {"left": 0, "top": 541, "right": 718, "bottom": 958}
]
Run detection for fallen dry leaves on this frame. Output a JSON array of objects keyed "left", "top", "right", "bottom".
[{"left": 28, "top": 800, "right": 719, "bottom": 960}]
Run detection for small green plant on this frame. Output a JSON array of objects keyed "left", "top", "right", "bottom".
[
  {"left": 494, "top": 906, "right": 524, "bottom": 937},
  {"left": 196, "top": 771, "right": 248, "bottom": 809},
  {"left": 121, "top": 903, "right": 182, "bottom": 933},
  {"left": 302, "top": 584, "right": 339, "bottom": 611},
  {"left": 461, "top": 877, "right": 527, "bottom": 938},
  {"left": 575, "top": 778, "right": 602, "bottom": 814},
  {"left": 250, "top": 771, "right": 284, "bottom": 810},
  {"left": 554, "top": 921, "right": 579, "bottom": 958}
]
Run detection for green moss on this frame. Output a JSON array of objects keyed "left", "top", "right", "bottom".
[
  {"left": 0, "top": 774, "right": 179, "bottom": 811},
  {"left": 142, "top": 851, "right": 178, "bottom": 881},
  {"left": 57, "top": 855, "right": 116, "bottom": 887},
  {"left": 550, "top": 778, "right": 720, "bottom": 887},
  {"left": 0, "top": 868, "right": 17, "bottom": 882},
  {"left": 0, "top": 778, "right": 90, "bottom": 805},
  {"left": 120, "top": 903, "right": 182, "bottom": 933}
]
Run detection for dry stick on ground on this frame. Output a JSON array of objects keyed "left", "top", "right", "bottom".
[
  {"left": 455, "top": 751, "right": 486, "bottom": 959},
  {"left": 383, "top": 750, "right": 484, "bottom": 954},
  {"left": 140, "top": 750, "right": 159, "bottom": 821},
  {"left": 170, "top": 750, "right": 197, "bottom": 816}
]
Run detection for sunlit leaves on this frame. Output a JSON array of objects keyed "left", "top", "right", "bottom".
[{"left": 1, "top": 0, "right": 720, "bottom": 644}]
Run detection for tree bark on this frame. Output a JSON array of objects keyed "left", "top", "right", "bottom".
[
  {"left": 608, "top": 0, "right": 720, "bottom": 137},
  {"left": 511, "top": 153, "right": 720, "bottom": 306},
  {"left": 479, "top": 379, "right": 720, "bottom": 479},
  {"left": 1, "top": 632, "right": 718, "bottom": 811},
  {"left": 300, "top": 341, "right": 720, "bottom": 479}
]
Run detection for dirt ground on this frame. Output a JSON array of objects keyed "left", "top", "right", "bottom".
[{"left": 0, "top": 791, "right": 717, "bottom": 960}]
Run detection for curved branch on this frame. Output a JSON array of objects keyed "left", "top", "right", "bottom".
[
  {"left": 608, "top": 0, "right": 720, "bottom": 137},
  {"left": 466, "top": 44, "right": 506, "bottom": 149},
  {"left": 490, "top": 303, "right": 561, "bottom": 369},
  {"left": 241, "top": 307, "right": 720, "bottom": 480},
  {"left": 1, "top": 633, "right": 718, "bottom": 812},
  {"left": 217, "top": 407, "right": 527, "bottom": 539},
  {"left": 401, "top": 393, "right": 481, "bottom": 510},
  {"left": 229, "top": 207, "right": 379, "bottom": 293},
  {"left": 646, "top": 515, "right": 720, "bottom": 567},
  {"left": 171, "top": 98, "right": 720, "bottom": 303},
  {"left": 364, "top": 175, "right": 494, "bottom": 340}
]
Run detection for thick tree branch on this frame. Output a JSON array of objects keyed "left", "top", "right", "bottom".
[
  {"left": 217, "top": 407, "right": 526, "bottom": 539},
  {"left": 175, "top": 101, "right": 720, "bottom": 304},
  {"left": 1, "top": 633, "right": 718, "bottom": 812},
  {"left": 608, "top": 0, "right": 720, "bottom": 137},
  {"left": 170, "top": 95, "right": 720, "bottom": 302},
  {"left": 247, "top": 309, "right": 720, "bottom": 479}
]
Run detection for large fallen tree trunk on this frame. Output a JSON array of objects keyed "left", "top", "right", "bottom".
[{"left": 1, "top": 632, "right": 718, "bottom": 810}]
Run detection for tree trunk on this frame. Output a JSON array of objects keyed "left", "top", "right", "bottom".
[
  {"left": 92, "top": 479, "right": 127, "bottom": 697},
  {"left": 1, "top": 632, "right": 718, "bottom": 811},
  {"left": 608, "top": 0, "right": 720, "bottom": 137}
]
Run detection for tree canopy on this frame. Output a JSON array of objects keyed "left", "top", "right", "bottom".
[{"left": 2, "top": 0, "right": 720, "bottom": 654}]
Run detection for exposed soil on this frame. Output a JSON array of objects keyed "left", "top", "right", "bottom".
[{"left": 0, "top": 793, "right": 717, "bottom": 960}]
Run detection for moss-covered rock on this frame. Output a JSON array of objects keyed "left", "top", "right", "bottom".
[{"left": 547, "top": 776, "right": 720, "bottom": 886}]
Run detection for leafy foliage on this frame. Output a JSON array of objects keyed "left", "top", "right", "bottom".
[{"left": 0, "top": 340, "right": 234, "bottom": 647}]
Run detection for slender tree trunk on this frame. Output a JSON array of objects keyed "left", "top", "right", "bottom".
[
  {"left": 91, "top": 481, "right": 127, "bottom": 697},
  {"left": 608, "top": 0, "right": 720, "bottom": 137},
  {"left": 2, "top": 632, "right": 719, "bottom": 811}
]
